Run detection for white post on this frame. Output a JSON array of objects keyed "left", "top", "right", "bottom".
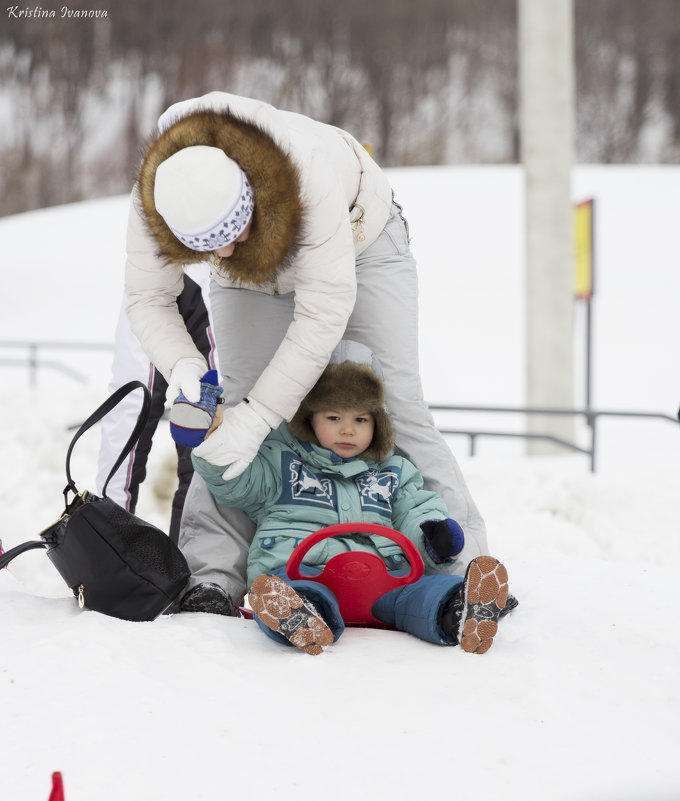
[{"left": 519, "top": 0, "right": 575, "bottom": 455}]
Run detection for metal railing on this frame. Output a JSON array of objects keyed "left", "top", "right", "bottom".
[
  {"left": 2, "top": 341, "right": 677, "bottom": 472},
  {"left": 0, "top": 340, "right": 113, "bottom": 385},
  {"left": 429, "top": 403, "right": 679, "bottom": 472}
]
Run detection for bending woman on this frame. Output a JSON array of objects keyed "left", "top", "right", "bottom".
[{"left": 124, "top": 91, "right": 488, "bottom": 614}]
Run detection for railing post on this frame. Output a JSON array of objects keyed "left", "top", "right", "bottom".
[
  {"left": 28, "top": 343, "right": 38, "bottom": 387},
  {"left": 431, "top": 403, "right": 677, "bottom": 471}
]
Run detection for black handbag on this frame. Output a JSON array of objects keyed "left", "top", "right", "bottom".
[{"left": 0, "top": 381, "right": 190, "bottom": 621}]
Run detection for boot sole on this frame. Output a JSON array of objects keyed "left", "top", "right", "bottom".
[
  {"left": 460, "top": 556, "right": 509, "bottom": 654},
  {"left": 248, "top": 574, "right": 333, "bottom": 656}
]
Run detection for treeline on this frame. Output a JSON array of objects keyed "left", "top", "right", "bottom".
[{"left": 1, "top": 0, "right": 679, "bottom": 216}]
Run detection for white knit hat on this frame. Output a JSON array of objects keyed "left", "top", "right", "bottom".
[{"left": 153, "top": 145, "right": 254, "bottom": 252}]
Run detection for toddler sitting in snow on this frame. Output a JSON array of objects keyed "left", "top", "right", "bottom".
[{"left": 191, "top": 341, "right": 516, "bottom": 655}]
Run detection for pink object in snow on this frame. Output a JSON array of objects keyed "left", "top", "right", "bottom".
[{"left": 48, "top": 772, "right": 64, "bottom": 801}]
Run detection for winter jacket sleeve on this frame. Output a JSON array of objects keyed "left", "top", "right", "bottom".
[
  {"left": 247, "top": 153, "right": 358, "bottom": 421},
  {"left": 124, "top": 191, "right": 207, "bottom": 380},
  {"left": 190, "top": 439, "right": 283, "bottom": 523},
  {"left": 389, "top": 458, "right": 452, "bottom": 573}
]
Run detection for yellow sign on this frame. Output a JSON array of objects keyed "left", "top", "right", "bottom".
[{"left": 574, "top": 199, "right": 594, "bottom": 300}]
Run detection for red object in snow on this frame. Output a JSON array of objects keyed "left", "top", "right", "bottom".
[
  {"left": 48, "top": 772, "right": 64, "bottom": 801},
  {"left": 286, "top": 523, "right": 424, "bottom": 625}
]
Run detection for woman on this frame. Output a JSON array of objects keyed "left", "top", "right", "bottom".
[{"left": 125, "top": 91, "right": 488, "bottom": 614}]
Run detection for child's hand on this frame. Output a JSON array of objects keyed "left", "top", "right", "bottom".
[
  {"left": 169, "top": 369, "right": 223, "bottom": 447},
  {"left": 420, "top": 518, "right": 465, "bottom": 563},
  {"left": 204, "top": 404, "right": 223, "bottom": 438}
]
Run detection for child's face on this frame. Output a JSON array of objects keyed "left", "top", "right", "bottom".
[{"left": 311, "top": 409, "right": 375, "bottom": 459}]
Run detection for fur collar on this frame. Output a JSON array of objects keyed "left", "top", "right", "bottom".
[{"left": 137, "top": 108, "right": 304, "bottom": 286}]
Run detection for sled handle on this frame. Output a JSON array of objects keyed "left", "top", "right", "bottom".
[{"left": 286, "top": 522, "right": 423, "bottom": 581}]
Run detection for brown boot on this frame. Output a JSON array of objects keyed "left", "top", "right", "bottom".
[
  {"left": 446, "top": 556, "right": 510, "bottom": 654},
  {"left": 248, "top": 574, "right": 334, "bottom": 656}
]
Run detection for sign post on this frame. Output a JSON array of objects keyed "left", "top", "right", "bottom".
[{"left": 574, "top": 198, "right": 596, "bottom": 455}]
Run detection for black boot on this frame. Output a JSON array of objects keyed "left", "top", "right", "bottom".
[{"left": 180, "top": 582, "right": 235, "bottom": 616}]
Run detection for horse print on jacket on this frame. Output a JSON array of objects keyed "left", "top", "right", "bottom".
[
  {"left": 354, "top": 468, "right": 401, "bottom": 518},
  {"left": 276, "top": 453, "right": 402, "bottom": 520},
  {"left": 278, "top": 454, "right": 336, "bottom": 510}
]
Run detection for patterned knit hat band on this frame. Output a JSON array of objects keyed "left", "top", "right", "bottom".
[
  {"left": 168, "top": 171, "right": 254, "bottom": 252},
  {"left": 154, "top": 145, "right": 254, "bottom": 252}
]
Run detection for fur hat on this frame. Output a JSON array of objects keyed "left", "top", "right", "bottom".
[
  {"left": 289, "top": 360, "right": 394, "bottom": 462},
  {"left": 154, "top": 145, "right": 254, "bottom": 251},
  {"left": 137, "top": 108, "right": 304, "bottom": 286}
]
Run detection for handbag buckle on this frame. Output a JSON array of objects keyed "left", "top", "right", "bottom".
[
  {"left": 37, "top": 490, "right": 89, "bottom": 543},
  {"left": 63, "top": 484, "right": 88, "bottom": 512},
  {"left": 65, "top": 489, "right": 88, "bottom": 514}
]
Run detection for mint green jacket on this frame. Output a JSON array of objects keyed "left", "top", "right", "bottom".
[{"left": 192, "top": 423, "right": 451, "bottom": 586}]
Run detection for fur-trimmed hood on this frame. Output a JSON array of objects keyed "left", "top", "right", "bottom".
[
  {"left": 137, "top": 108, "right": 304, "bottom": 286},
  {"left": 289, "top": 360, "right": 395, "bottom": 462}
]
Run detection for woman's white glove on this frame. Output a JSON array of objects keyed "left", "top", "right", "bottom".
[
  {"left": 193, "top": 397, "right": 283, "bottom": 480},
  {"left": 166, "top": 357, "right": 208, "bottom": 404}
]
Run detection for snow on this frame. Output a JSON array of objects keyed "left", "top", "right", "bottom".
[{"left": 1, "top": 166, "right": 679, "bottom": 800}]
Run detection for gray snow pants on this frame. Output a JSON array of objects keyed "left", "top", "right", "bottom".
[{"left": 178, "top": 200, "right": 488, "bottom": 603}]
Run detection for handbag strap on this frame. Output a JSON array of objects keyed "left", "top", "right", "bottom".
[
  {"left": 63, "top": 380, "right": 152, "bottom": 506},
  {"left": 0, "top": 539, "right": 47, "bottom": 570}
]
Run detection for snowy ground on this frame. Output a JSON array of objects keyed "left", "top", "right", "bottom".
[{"left": 1, "top": 166, "right": 679, "bottom": 800}]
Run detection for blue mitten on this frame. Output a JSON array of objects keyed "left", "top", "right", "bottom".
[
  {"left": 169, "top": 369, "right": 223, "bottom": 447},
  {"left": 420, "top": 518, "right": 465, "bottom": 563}
]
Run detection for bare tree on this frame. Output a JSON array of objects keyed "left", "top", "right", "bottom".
[{"left": 3, "top": 0, "right": 680, "bottom": 215}]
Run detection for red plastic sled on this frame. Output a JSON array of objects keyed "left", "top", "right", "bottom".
[{"left": 285, "top": 523, "right": 424, "bottom": 625}]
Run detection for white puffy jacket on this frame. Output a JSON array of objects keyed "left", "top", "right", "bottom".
[{"left": 125, "top": 91, "right": 393, "bottom": 420}]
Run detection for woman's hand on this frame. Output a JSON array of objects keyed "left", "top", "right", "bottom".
[
  {"left": 193, "top": 397, "right": 282, "bottom": 479},
  {"left": 166, "top": 356, "right": 208, "bottom": 404}
]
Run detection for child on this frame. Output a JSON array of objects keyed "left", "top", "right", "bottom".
[{"left": 192, "top": 341, "right": 516, "bottom": 655}]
